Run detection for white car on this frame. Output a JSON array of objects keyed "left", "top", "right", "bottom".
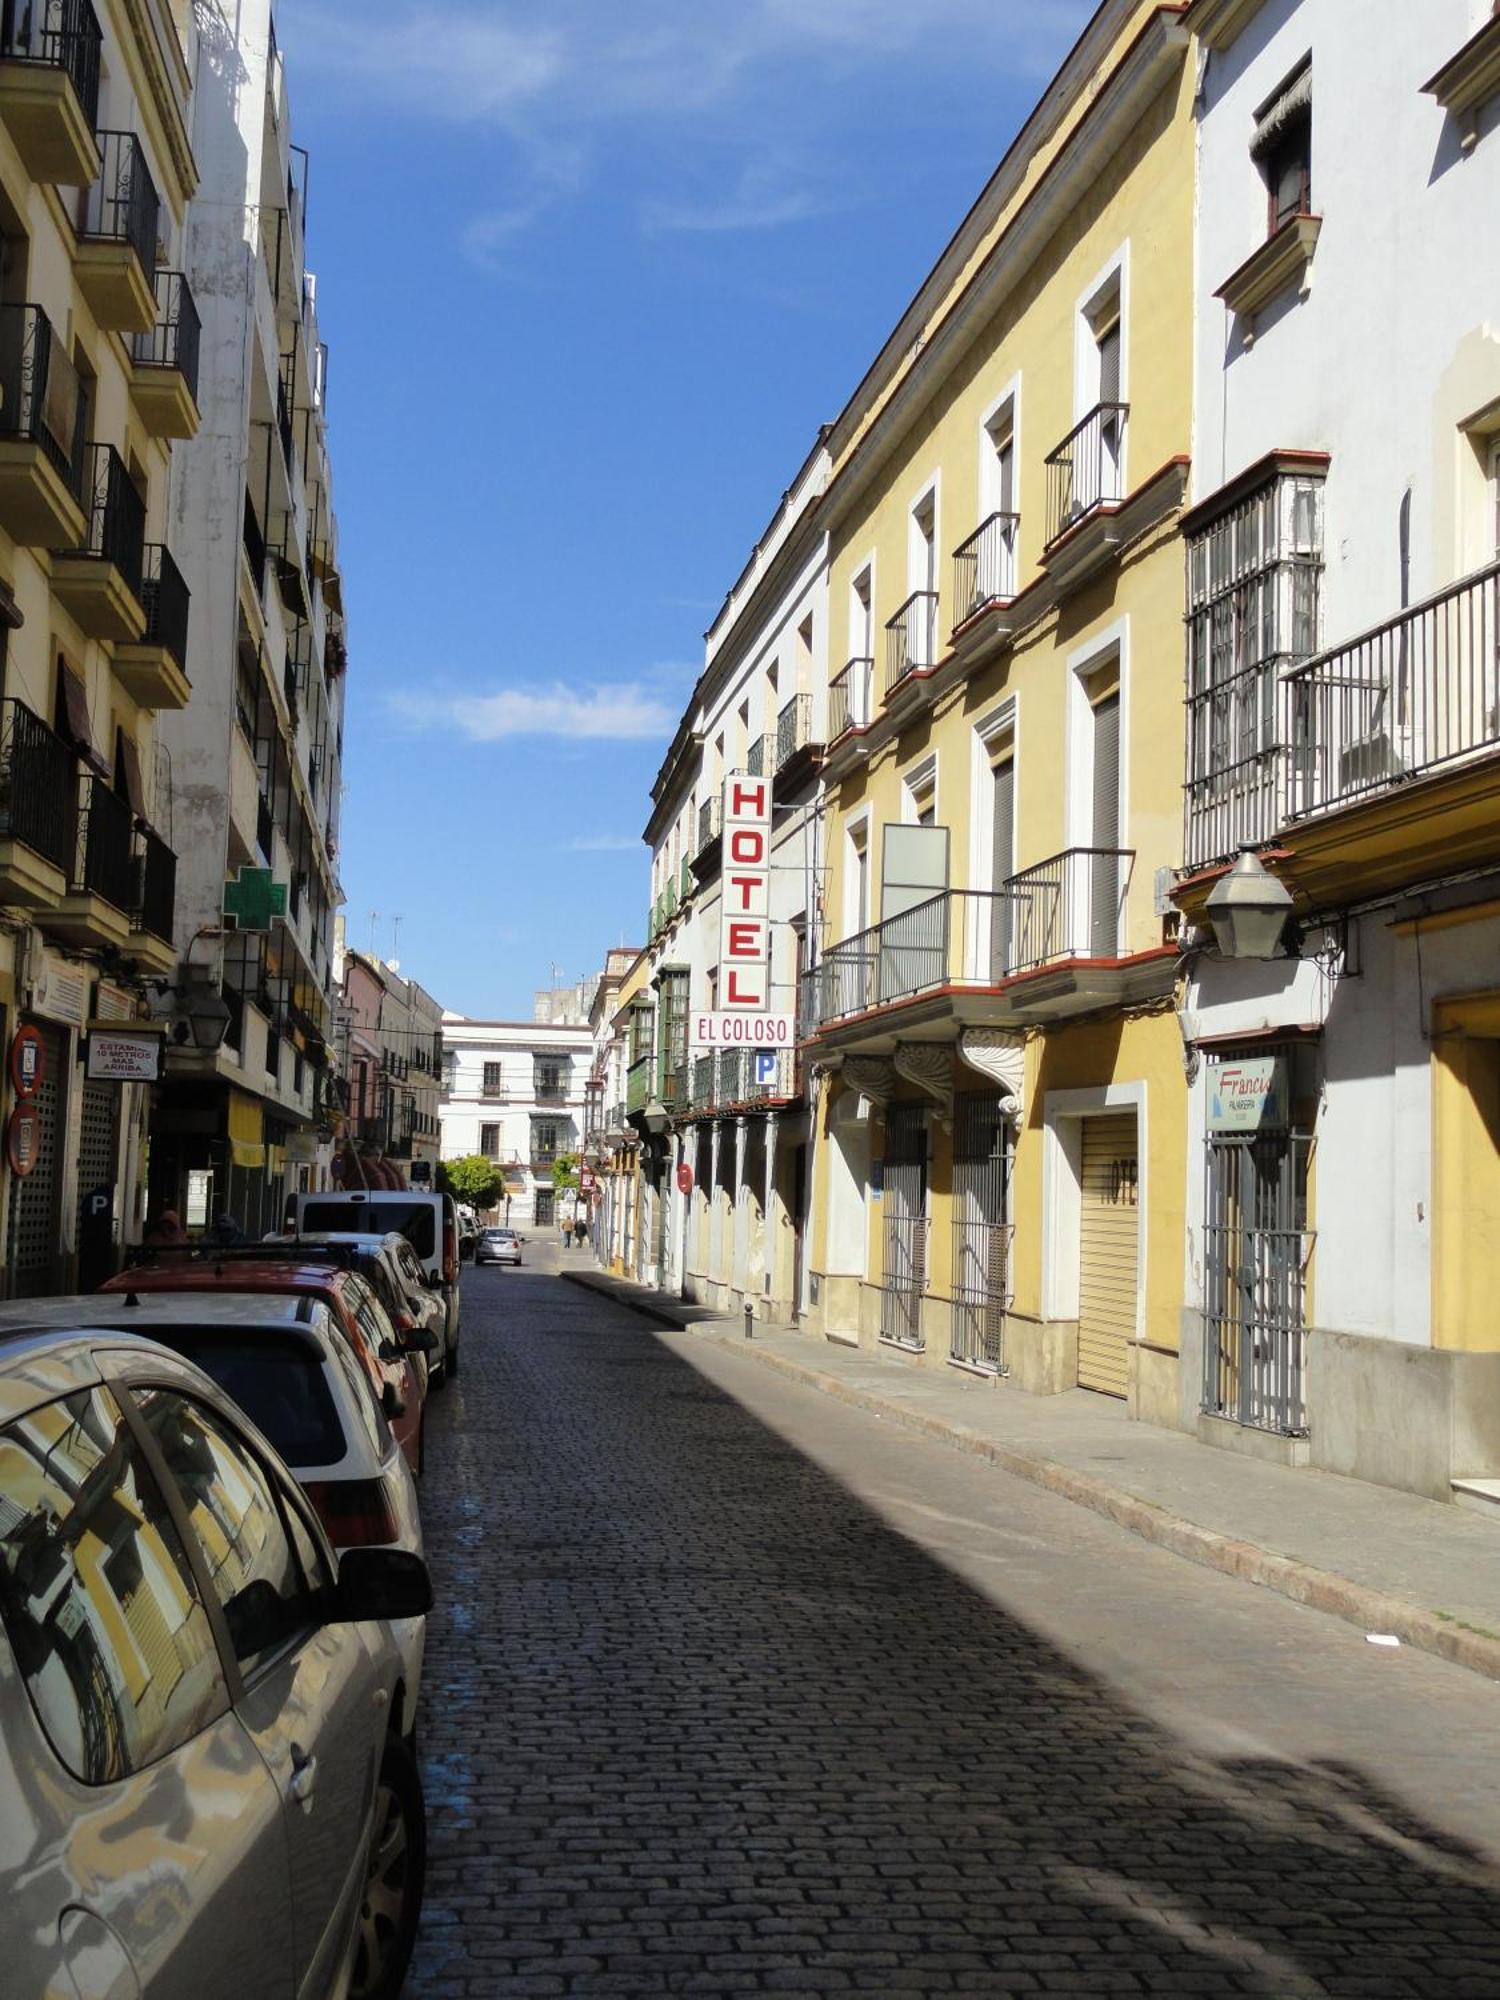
[
  {"left": 0, "top": 1322, "right": 430, "bottom": 1999},
  {"left": 0, "top": 1292, "right": 427, "bottom": 1744}
]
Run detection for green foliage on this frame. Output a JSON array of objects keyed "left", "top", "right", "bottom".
[
  {"left": 439, "top": 1154, "right": 507, "bottom": 1212},
  {"left": 551, "top": 1152, "right": 580, "bottom": 1191}
]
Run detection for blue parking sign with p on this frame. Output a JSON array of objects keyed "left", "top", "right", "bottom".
[{"left": 754, "top": 1050, "right": 777, "bottom": 1086}]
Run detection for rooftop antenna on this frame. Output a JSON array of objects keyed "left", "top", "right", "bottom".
[
  {"left": 367, "top": 909, "right": 379, "bottom": 953},
  {"left": 390, "top": 913, "right": 403, "bottom": 962}
]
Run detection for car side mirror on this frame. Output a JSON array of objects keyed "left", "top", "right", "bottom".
[
  {"left": 405, "top": 1328, "right": 441, "bottom": 1356},
  {"left": 380, "top": 1380, "right": 406, "bottom": 1420},
  {"left": 330, "top": 1546, "right": 432, "bottom": 1623},
  {"left": 392, "top": 1310, "right": 416, "bottom": 1335}
]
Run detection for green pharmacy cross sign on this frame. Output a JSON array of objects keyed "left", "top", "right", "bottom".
[{"left": 222, "top": 865, "right": 288, "bottom": 933}]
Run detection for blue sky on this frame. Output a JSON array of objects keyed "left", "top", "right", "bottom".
[{"left": 278, "top": 0, "right": 1089, "bottom": 1017}]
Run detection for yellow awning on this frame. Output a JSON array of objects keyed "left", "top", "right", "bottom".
[
  {"left": 228, "top": 1091, "right": 264, "bottom": 1147},
  {"left": 230, "top": 1140, "right": 266, "bottom": 1169}
]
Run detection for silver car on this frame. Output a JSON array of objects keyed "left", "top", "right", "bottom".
[
  {"left": 0, "top": 1325, "right": 430, "bottom": 1998},
  {"left": 475, "top": 1227, "right": 523, "bottom": 1266}
]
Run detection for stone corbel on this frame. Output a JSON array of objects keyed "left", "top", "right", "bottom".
[
  {"left": 893, "top": 1044, "right": 955, "bottom": 1127},
  {"left": 958, "top": 1029, "right": 1026, "bottom": 1126},
  {"left": 840, "top": 1055, "right": 896, "bottom": 1117}
]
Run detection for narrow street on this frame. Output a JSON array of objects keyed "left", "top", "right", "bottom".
[{"left": 409, "top": 1256, "right": 1500, "bottom": 1998}]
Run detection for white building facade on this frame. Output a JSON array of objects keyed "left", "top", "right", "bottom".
[
  {"left": 1174, "top": 0, "right": 1500, "bottom": 1499},
  {"left": 635, "top": 438, "right": 831, "bottom": 1313},
  {"left": 440, "top": 1017, "right": 591, "bottom": 1228}
]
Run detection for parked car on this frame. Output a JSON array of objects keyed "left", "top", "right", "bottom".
[
  {"left": 267, "top": 1230, "right": 446, "bottom": 1394},
  {"left": 104, "top": 1251, "right": 430, "bottom": 1477},
  {"left": 1, "top": 1290, "right": 430, "bottom": 1747},
  {"left": 476, "top": 1227, "right": 523, "bottom": 1267},
  {"left": 0, "top": 1321, "right": 430, "bottom": 1999},
  {"left": 287, "top": 1190, "right": 462, "bottom": 1383}
]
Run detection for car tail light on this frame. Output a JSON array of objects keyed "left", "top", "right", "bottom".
[
  {"left": 302, "top": 1476, "right": 402, "bottom": 1549},
  {"left": 443, "top": 1218, "right": 458, "bottom": 1284}
]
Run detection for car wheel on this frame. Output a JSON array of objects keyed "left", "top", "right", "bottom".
[{"left": 348, "top": 1731, "right": 426, "bottom": 2000}]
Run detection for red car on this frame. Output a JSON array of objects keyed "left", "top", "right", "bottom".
[{"left": 101, "top": 1253, "right": 428, "bottom": 1475}]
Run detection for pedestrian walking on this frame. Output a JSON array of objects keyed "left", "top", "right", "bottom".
[
  {"left": 561, "top": 1220, "right": 571, "bottom": 1250},
  {"left": 574, "top": 1216, "right": 587, "bottom": 1249},
  {"left": 143, "top": 1207, "right": 186, "bottom": 1247}
]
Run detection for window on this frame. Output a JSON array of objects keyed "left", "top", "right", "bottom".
[
  {"left": 140, "top": 1390, "right": 320, "bottom": 1679},
  {"left": 534, "top": 1060, "right": 565, "bottom": 1098},
  {"left": 795, "top": 614, "right": 813, "bottom": 693},
  {"left": 1490, "top": 437, "right": 1500, "bottom": 557},
  {"left": 481, "top": 1060, "right": 502, "bottom": 1097},
  {"left": 148, "top": 1323, "right": 347, "bottom": 1470},
  {"left": 480, "top": 1121, "right": 500, "bottom": 1157},
  {"left": 850, "top": 567, "right": 873, "bottom": 662},
  {"left": 982, "top": 397, "right": 1019, "bottom": 599},
  {"left": 0, "top": 1387, "right": 227, "bottom": 1784},
  {"left": 1184, "top": 467, "right": 1324, "bottom": 865},
  {"left": 908, "top": 489, "right": 939, "bottom": 669},
  {"left": 1088, "top": 279, "right": 1124, "bottom": 504},
  {"left": 846, "top": 818, "right": 870, "bottom": 935},
  {"left": 903, "top": 758, "right": 938, "bottom": 828},
  {"left": 1253, "top": 60, "right": 1312, "bottom": 235}
]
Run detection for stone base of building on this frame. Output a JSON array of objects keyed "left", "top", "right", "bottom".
[
  {"left": 1004, "top": 1313, "right": 1078, "bottom": 1396},
  {"left": 1127, "top": 1342, "right": 1184, "bottom": 1431}
]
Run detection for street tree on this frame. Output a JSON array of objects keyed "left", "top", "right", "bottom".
[{"left": 439, "top": 1155, "right": 507, "bottom": 1215}]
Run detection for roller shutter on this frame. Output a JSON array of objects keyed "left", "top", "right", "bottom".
[{"left": 1078, "top": 1112, "right": 1138, "bottom": 1397}]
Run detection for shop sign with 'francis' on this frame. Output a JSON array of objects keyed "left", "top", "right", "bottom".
[{"left": 1207, "top": 1055, "right": 1289, "bottom": 1134}]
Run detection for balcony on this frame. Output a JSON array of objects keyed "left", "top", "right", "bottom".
[
  {"left": 242, "top": 491, "right": 267, "bottom": 598},
  {"left": 626, "top": 1052, "right": 652, "bottom": 1114},
  {"left": 951, "top": 512, "right": 1019, "bottom": 629},
  {"left": 75, "top": 129, "right": 160, "bottom": 334},
  {"left": 687, "top": 1046, "right": 797, "bottom": 1115},
  {"left": 533, "top": 1081, "right": 569, "bottom": 1107},
  {"left": 746, "top": 732, "right": 773, "bottom": 778},
  {"left": 691, "top": 794, "right": 723, "bottom": 880},
  {"left": 0, "top": 701, "right": 75, "bottom": 904},
  {"left": 883, "top": 591, "right": 939, "bottom": 701},
  {"left": 128, "top": 824, "right": 177, "bottom": 974},
  {"left": 51, "top": 441, "right": 146, "bottom": 640},
  {"left": 774, "top": 692, "right": 821, "bottom": 788},
  {"left": 0, "top": 303, "right": 86, "bottom": 546},
  {"left": 803, "top": 850, "right": 1136, "bottom": 1035},
  {"left": 829, "top": 656, "right": 874, "bottom": 740},
  {"left": 130, "top": 271, "right": 201, "bottom": 438},
  {"left": 1043, "top": 402, "right": 1129, "bottom": 587},
  {"left": 0, "top": 0, "right": 101, "bottom": 186},
  {"left": 113, "top": 544, "right": 191, "bottom": 709},
  {"left": 50, "top": 771, "right": 133, "bottom": 950}
]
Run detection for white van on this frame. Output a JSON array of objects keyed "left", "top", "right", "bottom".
[{"left": 285, "top": 1188, "right": 462, "bottom": 1382}]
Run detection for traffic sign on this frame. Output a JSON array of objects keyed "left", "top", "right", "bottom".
[{"left": 676, "top": 1161, "right": 693, "bottom": 1195}]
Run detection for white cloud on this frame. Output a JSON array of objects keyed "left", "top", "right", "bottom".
[
  {"left": 567, "top": 833, "right": 644, "bottom": 853},
  {"left": 388, "top": 682, "right": 679, "bottom": 742},
  {"left": 643, "top": 156, "right": 828, "bottom": 236}
]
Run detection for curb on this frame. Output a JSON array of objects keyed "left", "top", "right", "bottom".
[{"left": 562, "top": 1269, "right": 1500, "bottom": 1686}]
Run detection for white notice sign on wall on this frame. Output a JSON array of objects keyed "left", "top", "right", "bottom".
[{"left": 1207, "top": 1055, "right": 1289, "bottom": 1133}]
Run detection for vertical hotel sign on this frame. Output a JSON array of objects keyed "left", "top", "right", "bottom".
[{"left": 693, "top": 773, "right": 793, "bottom": 1047}]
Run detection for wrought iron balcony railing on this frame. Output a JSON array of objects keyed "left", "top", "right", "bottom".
[
  {"left": 242, "top": 490, "right": 266, "bottom": 589},
  {"left": 884, "top": 591, "right": 939, "bottom": 699},
  {"left": 133, "top": 824, "right": 175, "bottom": 942},
  {"left": 70, "top": 771, "right": 133, "bottom": 908},
  {"left": 0, "top": 0, "right": 101, "bottom": 127},
  {"left": 829, "top": 656, "right": 874, "bottom": 739},
  {"left": 0, "top": 701, "right": 75, "bottom": 872},
  {"left": 138, "top": 543, "right": 189, "bottom": 669},
  {"left": 746, "top": 732, "right": 772, "bottom": 778},
  {"left": 952, "top": 512, "right": 1019, "bottom": 625},
  {"left": 133, "top": 270, "right": 201, "bottom": 400},
  {"left": 81, "top": 129, "right": 159, "bottom": 275},
  {"left": 1045, "top": 401, "right": 1128, "bottom": 547},
  {"left": 64, "top": 441, "right": 145, "bottom": 598},
  {"left": 802, "top": 851, "right": 1134, "bottom": 1029},
  {"left": 695, "top": 793, "right": 722, "bottom": 860},
  {"left": 0, "top": 301, "right": 81, "bottom": 486},
  {"left": 776, "top": 691, "right": 816, "bottom": 772}
]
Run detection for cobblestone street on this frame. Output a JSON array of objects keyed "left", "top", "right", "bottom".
[{"left": 408, "top": 1258, "right": 1500, "bottom": 1997}]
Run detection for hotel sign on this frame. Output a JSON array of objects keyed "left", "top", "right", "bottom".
[
  {"left": 694, "top": 772, "right": 793, "bottom": 1048},
  {"left": 1207, "top": 1055, "right": 1289, "bottom": 1133}
]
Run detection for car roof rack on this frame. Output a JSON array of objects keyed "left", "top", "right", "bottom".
[{"left": 124, "top": 1240, "right": 369, "bottom": 1274}]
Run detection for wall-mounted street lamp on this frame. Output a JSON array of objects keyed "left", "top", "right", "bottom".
[
  {"left": 158, "top": 970, "right": 233, "bottom": 1051},
  {"left": 1204, "top": 848, "right": 1294, "bottom": 961},
  {"left": 640, "top": 1099, "right": 671, "bottom": 1137}
]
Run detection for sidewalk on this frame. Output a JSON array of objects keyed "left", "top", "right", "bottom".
[{"left": 561, "top": 1266, "right": 1500, "bottom": 1685}]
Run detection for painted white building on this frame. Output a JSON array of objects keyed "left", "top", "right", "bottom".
[
  {"left": 439, "top": 1016, "right": 591, "bottom": 1228},
  {"left": 1174, "top": 0, "right": 1500, "bottom": 1499},
  {"left": 146, "top": 0, "right": 347, "bottom": 1237},
  {"left": 634, "top": 436, "right": 831, "bottom": 1311}
]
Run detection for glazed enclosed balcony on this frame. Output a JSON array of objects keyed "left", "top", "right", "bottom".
[
  {"left": 0, "top": 0, "right": 101, "bottom": 186},
  {"left": 1043, "top": 402, "right": 1129, "bottom": 587},
  {"left": 829, "top": 656, "right": 874, "bottom": 740},
  {"left": 884, "top": 591, "right": 939, "bottom": 700},
  {"left": 951, "top": 512, "right": 1019, "bottom": 628},
  {"left": 130, "top": 271, "right": 201, "bottom": 438},
  {"left": 0, "top": 303, "right": 87, "bottom": 546},
  {"left": 0, "top": 700, "right": 77, "bottom": 905},
  {"left": 802, "top": 848, "right": 1136, "bottom": 1038},
  {"left": 50, "top": 770, "right": 133, "bottom": 950},
  {"left": 685, "top": 1046, "right": 797, "bottom": 1114},
  {"left": 75, "top": 129, "right": 160, "bottom": 334},
  {"left": 113, "top": 544, "right": 191, "bottom": 709},
  {"left": 51, "top": 441, "right": 146, "bottom": 640}
]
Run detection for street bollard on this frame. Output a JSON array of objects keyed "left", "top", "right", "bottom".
[{"left": 744, "top": 1301, "right": 753, "bottom": 1340}]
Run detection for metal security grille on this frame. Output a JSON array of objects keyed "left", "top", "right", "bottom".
[
  {"left": 6, "top": 1021, "right": 67, "bottom": 1297},
  {"left": 1202, "top": 1052, "right": 1314, "bottom": 1435},
  {"left": 74, "top": 1077, "right": 118, "bottom": 1254},
  {"left": 950, "top": 1094, "right": 1012, "bottom": 1371},
  {"left": 880, "top": 1102, "right": 927, "bottom": 1349}
]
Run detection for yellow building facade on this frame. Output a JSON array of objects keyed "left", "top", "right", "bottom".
[{"left": 803, "top": 1, "right": 1194, "bottom": 1422}]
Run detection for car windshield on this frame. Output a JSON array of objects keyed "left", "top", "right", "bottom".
[
  {"left": 142, "top": 1327, "right": 346, "bottom": 1469},
  {"left": 300, "top": 1199, "right": 435, "bottom": 1258}
]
